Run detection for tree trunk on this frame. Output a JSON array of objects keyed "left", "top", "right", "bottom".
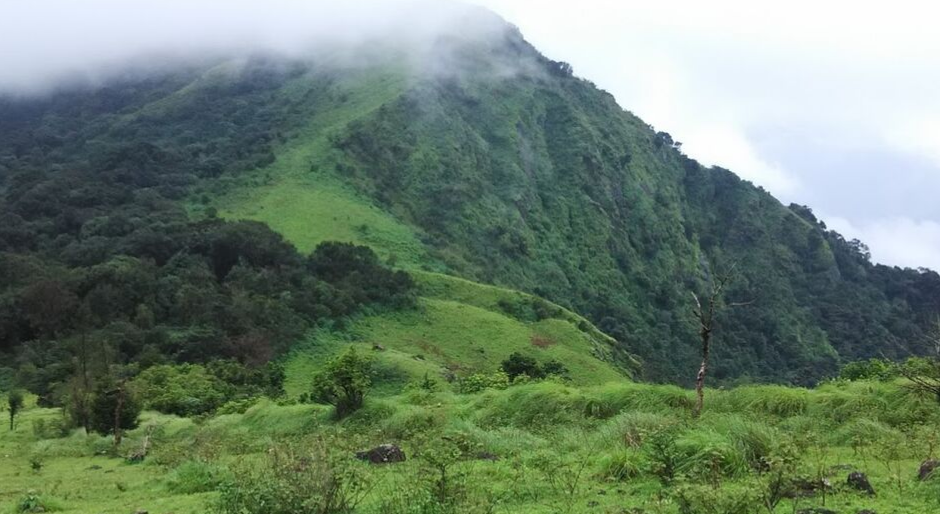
[
  {"left": 113, "top": 382, "right": 126, "bottom": 448},
  {"left": 692, "top": 328, "right": 711, "bottom": 418}
]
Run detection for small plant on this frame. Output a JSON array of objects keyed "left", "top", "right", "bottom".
[
  {"left": 29, "top": 456, "right": 43, "bottom": 474},
  {"left": 417, "top": 437, "right": 466, "bottom": 506},
  {"left": 15, "top": 490, "right": 58, "bottom": 513},
  {"left": 645, "top": 427, "right": 682, "bottom": 486}
]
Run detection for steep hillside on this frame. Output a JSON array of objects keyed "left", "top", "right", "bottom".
[
  {"left": 303, "top": 22, "right": 940, "bottom": 383},
  {"left": 1, "top": 10, "right": 938, "bottom": 387}
]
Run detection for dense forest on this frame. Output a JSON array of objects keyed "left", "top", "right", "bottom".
[{"left": 0, "top": 61, "right": 415, "bottom": 412}]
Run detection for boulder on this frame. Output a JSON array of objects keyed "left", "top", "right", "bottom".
[
  {"left": 846, "top": 472, "right": 875, "bottom": 495},
  {"left": 786, "top": 477, "right": 831, "bottom": 498},
  {"left": 475, "top": 451, "right": 499, "bottom": 461},
  {"left": 919, "top": 459, "right": 940, "bottom": 481},
  {"left": 355, "top": 444, "right": 406, "bottom": 464}
]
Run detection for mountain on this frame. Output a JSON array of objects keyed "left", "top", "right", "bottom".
[{"left": 1, "top": 9, "right": 937, "bottom": 387}]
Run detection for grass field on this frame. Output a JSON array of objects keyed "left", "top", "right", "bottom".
[{"left": 4, "top": 377, "right": 940, "bottom": 513}]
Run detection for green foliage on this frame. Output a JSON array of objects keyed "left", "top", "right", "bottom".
[
  {"left": 596, "top": 449, "right": 645, "bottom": 481},
  {"left": 14, "top": 490, "right": 60, "bottom": 513},
  {"left": 134, "top": 364, "right": 229, "bottom": 417},
  {"left": 840, "top": 358, "right": 899, "bottom": 381},
  {"left": 311, "top": 348, "right": 373, "bottom": 418},
  {"left": 166, "top": 460, "right": 230, "bottom": 494},
  {"left": 673, "top": 482, "right": 757, "bottom": 514},
  {"left": 215, "top": 439, "right": 369, "bottom": 514},
  {"left": 87, "top": 381, "right": 141, "bottom": 436},
  {"left": 8, "top": 389, "right": 24, "bottom": 430},
  {"left": 455, "top": 371, "right": 510, "bottom": 394}
]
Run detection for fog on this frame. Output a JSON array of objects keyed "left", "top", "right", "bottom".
[{"left": 0, "top": 0, "right": 506, "bottom": 95}]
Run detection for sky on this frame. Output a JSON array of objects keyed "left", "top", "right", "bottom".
[{"left": 1, "top": 0, "right": 938, "bottom": 270}]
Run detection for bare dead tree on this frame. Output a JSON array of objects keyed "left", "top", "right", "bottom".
[
  {"left": 691, "top": 265, "right": 749, "bottom": 418},
  {"left": 898, "top": 317, "right": 940, "bottom": 403},
  {"left": 113, "top": 380, "right": 127, "bottom": 448}
]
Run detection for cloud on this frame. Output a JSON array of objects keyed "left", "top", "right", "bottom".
[
  {"left": 0, "top": 0, "right": 505, "bottom": 95},
  {"left": 825, "top": 215, "right": 940, "bottom": 272},
  {"left": 885, "top": 117, "right": 940, "bottom": 170},
  {"left": 683, "top": 126, "right": 800, "bottom": 196}
]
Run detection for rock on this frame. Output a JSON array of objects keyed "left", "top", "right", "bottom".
[
  {"left": 856, "top": 510, "right": 876, "bottom": 514},
  {"left": 786, "top": 477, "right": 831, "bottom": 498},
  {"left": 355, "top": 444, "right": 406, "bottom": 464},
  {"left": 475, "top": 451, "right": 499, "bottom": 461},
  {"left": 919, "top": 459, "right": 940, "bottom": 480},
  {"left": 134, "top": 510, "right": 149, "bottom": 514},
  {"left": 828, "top": 464, "right": 854, "bottom": 474},
  {"left": 372, "top": 344, "right": 386, "bottom": 351},
  {"left": 846, "top": 472, "right": 875, "bottom": 495}
]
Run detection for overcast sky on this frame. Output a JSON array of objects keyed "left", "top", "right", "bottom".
[
  {"left": 1, "top": 1, "right": 938, "bottom": 271},
  {"left": 476, "top": 0, "right": 940, "bottom": 271}
]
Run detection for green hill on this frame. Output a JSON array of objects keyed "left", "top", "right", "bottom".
[{"left": 1, "top": 9, "right": 938, "bottom": 389}]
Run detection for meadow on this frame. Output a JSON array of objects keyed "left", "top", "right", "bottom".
[{"left": 4, "top": 368, "right": 940, "bottom": 513}]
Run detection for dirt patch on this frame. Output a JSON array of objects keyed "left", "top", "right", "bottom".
[{"left": 530, "top": 335, "right": 556, "bottom": 348}]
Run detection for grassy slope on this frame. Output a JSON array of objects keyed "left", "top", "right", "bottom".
[
  {"left": 216, "top": 67, "right": 431, "bottom": 268},
  {"left": 283, "top": 271, "right": 628, "bottom": 399}
]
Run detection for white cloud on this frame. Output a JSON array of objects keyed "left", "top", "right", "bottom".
[
  {"left": 683, "top": 126, "right": 800, "bottom": 196},
  {"left": 825, "top": 215, "right": 940, "bottom": 272},
  {"left": 885, "top": 117, "right": 940, "bottom": 169}
]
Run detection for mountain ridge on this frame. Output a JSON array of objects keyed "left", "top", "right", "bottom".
[{"left": 1, "top": 13, "right": 938, "bottom": 386}]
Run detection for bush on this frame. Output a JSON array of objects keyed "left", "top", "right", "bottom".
[
  {"left": 31, "top": 417, "right": 70, "bottom": 440},
  {"left": 596, "top": 449, "right": 645, "bottom": 481},
  {"left": 455, "top": 371, "right": 510, "bottom": 394},
  {"left": 14, "top": 490, "right": 61, "bottom": 513},
  {"left": 499, "top": 352, "right": 569, "bottom": 382},
  {"left": 311, "top": 348, "right": 373, "bottom": 418},
  {"left": 166, "top": 460, "right": 229, "bottom": 494},
  {"left": 215, "top": 440, "right": 369, "bottom": 514},
  {"left": 134, "top": 364, "right": 229, "bottom": 417},
  {"left": 839, "top": 358, "right": 898, "bottom": 381}
]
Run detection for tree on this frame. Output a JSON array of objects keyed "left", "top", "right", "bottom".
[
  {"left": 311, "top": 348, "right": 372, "bottom": 418},
  {"left": 501, "top": 352, "right": 543, "bottom": 381},
  {"left": 88, "top": 380, "right": 141, "bottom": 440},
  {"left": 690, "top": 266, "right": 748, "bottom": 418},
  {"left": 8, "top": 389, "right": 24, "bottom": 431}
]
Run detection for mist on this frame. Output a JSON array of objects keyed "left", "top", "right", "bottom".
[{"left": 0, "top": 0, "right": 511, "bottom": 95}]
